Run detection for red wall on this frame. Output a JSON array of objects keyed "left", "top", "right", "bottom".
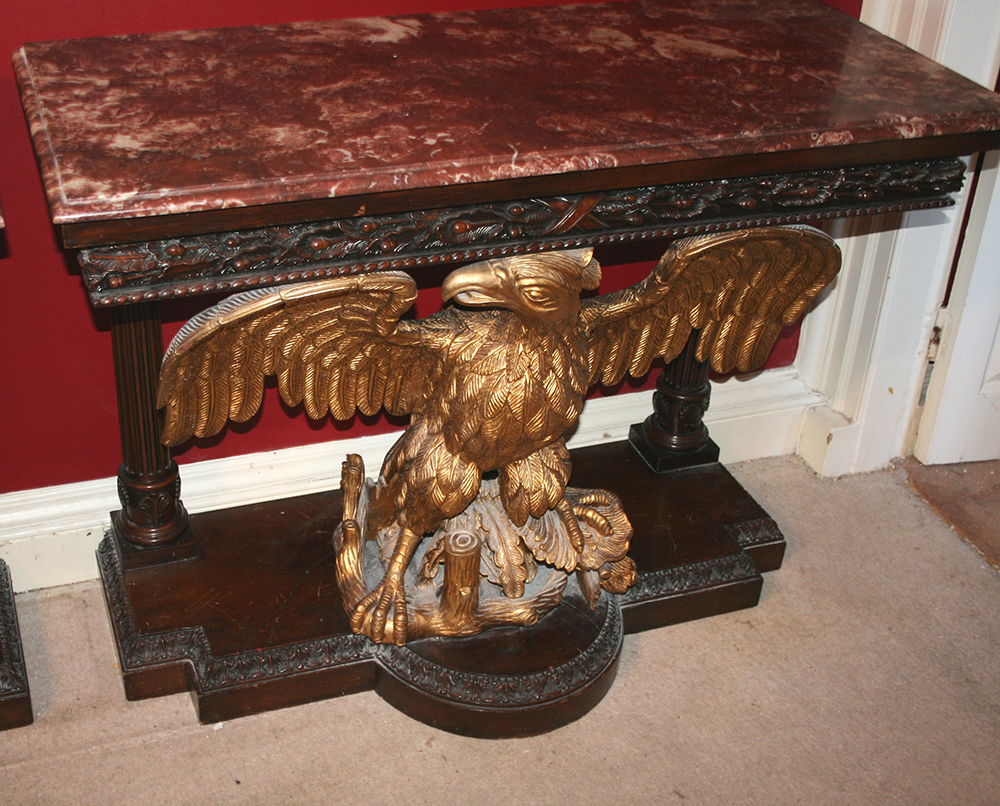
[{"left": 0, "top": 0, "right": 860, "bottom": 495}]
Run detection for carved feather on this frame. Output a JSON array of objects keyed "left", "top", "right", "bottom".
[
  {"left": 580, "top": 226, "right": 840, "bottom": 386},
  {"left": 157, "top": 272, "right": 439, "bottom": 446},
  {"left": 499, "top": 441, "right": 571, "bottom": 526}
]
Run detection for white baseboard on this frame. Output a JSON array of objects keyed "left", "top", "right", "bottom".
[{"left": 0, "top": 367, "right": 822, "bottom": 593}]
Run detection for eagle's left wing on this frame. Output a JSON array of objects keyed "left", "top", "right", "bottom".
[{"left": 579, "top": 225, "right": 841, "bottom": 387}]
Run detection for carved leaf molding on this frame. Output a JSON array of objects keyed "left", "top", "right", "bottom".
[
  {"left": 622, "top": 553, "right": 759, "bottom": 605},
  {"left": 78, "top": 159, "right": 964, "bottom": 306},
  {"left": 374, "top": 596, "right": 621, "bottom": 706}
]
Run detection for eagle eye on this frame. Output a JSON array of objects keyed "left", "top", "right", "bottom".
[{"left": 520, "top": 285, "right": 553, "bottom": 305}]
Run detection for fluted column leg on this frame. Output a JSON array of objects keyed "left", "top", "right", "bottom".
[{"left": 110, "top": 302, "right": 189, "bottom": 547}]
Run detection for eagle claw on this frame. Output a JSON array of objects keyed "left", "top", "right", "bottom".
[
  {"left": 351, "top": 573, "right": 408, "bottom": 646},
  {"left": 556, "top": 496, "right": 614, "bottom": 553}
]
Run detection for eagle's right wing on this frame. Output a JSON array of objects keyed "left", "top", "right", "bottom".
[{"left": 157, "top": 272, "right": 441, "bottom": 446}]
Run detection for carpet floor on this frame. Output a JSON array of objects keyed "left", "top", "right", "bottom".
[{"left": 2, "top": 455, "right": 999, "bottom": 806}]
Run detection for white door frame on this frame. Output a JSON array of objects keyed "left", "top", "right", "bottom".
[
  {"left": 796, "top": 0, "right": 1000, "bottom": 475},
  {"left": 913, "top": 0, "right": 1000, "bottom": 462},
  {"left": 914, "top": 150, "right": 1000, "bottom": 462}
]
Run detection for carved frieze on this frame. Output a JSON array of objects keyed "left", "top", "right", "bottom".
[
  {"left": 78, "top": 158, "right": 963, "bottom": 306},
  {"left": 622, "top": 553, "right": 760, "bottom": 607}
]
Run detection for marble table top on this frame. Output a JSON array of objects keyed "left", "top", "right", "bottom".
[{"left": 15, "top": 0, "right": 1000, "bottom": 227}]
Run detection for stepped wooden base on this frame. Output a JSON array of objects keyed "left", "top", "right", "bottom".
[
  {"left": 0, "top": 559, "right": 33, "bottom": 730},
  {"left": 98, "top": 440, "right": 783, "bottom": 736}
]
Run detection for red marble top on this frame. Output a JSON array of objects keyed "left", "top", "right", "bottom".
[{"left": 14, "top": 0, "right": 1000, "bottom": 226}]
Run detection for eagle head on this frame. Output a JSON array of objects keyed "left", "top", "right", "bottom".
[{"left": 442, "top": 248, "right": 601, "bottom": 327}]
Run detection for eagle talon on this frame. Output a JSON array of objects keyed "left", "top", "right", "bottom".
[
  {"left": 555, "top": 496, "right": 616, "bottom": 553},
  {"left": 573, "top": 503, "right": 613, "bottom": 537},
  {"left": 555, "top": 498, "right": 587, "bottom": 554},
  {"left": 352, "top": 573, "right": 409, "bottom": 645}
]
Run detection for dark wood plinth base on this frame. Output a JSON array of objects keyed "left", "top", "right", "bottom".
[
  {"left": 0, "top": 559, "right": 33, "bottom": 730},
  {"left": 97, "top": 440, "right": 783, "bottom": 735},
  {"left": 374, "top": 587, "right": 623, "bottom": 738},
  {"left": 116, "top": 521, "right": 199, "bottom": 570}
]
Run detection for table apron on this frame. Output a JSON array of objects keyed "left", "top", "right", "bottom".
[{"left": 76, "top": 158, "right": 964, "bottom": 307}]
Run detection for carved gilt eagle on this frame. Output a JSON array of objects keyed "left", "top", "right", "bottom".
[{"left": 158, "top": 225, "right": 840, "bottom": 643}]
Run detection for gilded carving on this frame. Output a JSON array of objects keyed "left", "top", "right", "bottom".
[{"left": 157, "top": 225, "right": 840, "bottom": 645}]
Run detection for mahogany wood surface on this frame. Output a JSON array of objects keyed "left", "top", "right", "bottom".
[
  {"left": 373, "top": 591, "right": 623, "bottom": 738},
  {"left": 109, "top": 303, "right": 190, "bottom": 549},
  {"left": 98, "top": 440, "right": 774, "bottom": 733}
]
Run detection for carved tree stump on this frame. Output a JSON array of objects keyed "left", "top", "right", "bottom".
[{"left": 439, "top": 531, "right": 482, "bottom": 630}]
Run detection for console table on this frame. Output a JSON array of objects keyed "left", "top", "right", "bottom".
[
  {"left": 0, "top": 202, "right": 33, "bottom": 730},
  {"left": 15, "top": 0, "right": 1000, "bottom": 735}
]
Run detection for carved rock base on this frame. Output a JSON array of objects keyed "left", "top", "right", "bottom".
[
  {"left": 0, "top": 559, "right": 33, "bottom": 730},
  {"left": 334, "top": 455, "right": 633, "bottom": 645},
  {"left": 97, "top": 440, "right": 779, "bottom": 734}
]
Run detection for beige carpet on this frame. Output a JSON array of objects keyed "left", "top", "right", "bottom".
[{"left": 3, "top": 455, "right": 999, "bottom": 806}]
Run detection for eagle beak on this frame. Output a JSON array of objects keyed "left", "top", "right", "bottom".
[{"left": 441, "top": 261, "right": 506, "bottom": 307}]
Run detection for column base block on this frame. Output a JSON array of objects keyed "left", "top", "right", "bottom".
[{"left": 628, "top": 423, "right": 721, "bottom": 472}]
